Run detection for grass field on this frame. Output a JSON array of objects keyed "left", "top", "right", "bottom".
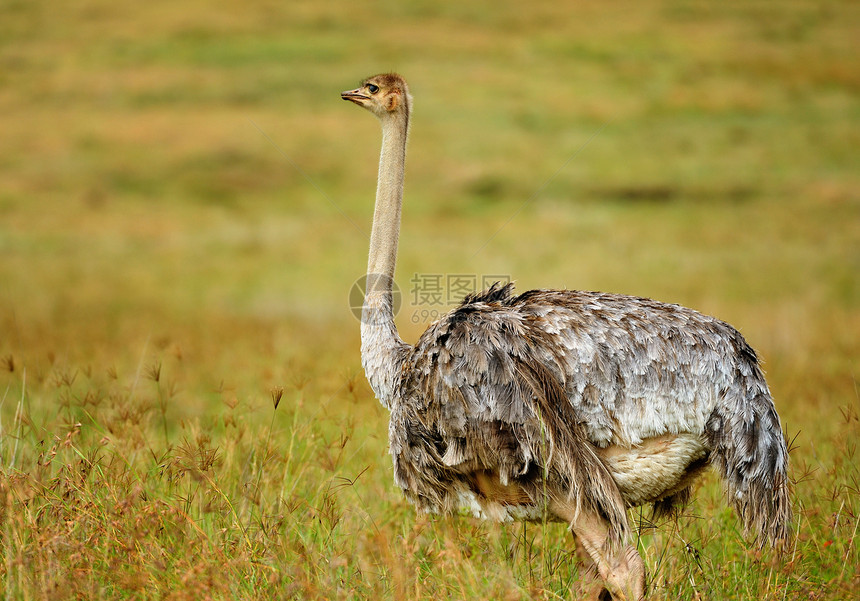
[{"left": 1, "top": 0, "right": 858, "bottom": 598}]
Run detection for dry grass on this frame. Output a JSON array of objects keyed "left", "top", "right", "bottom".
[{"left": 1, "top": 0, "right": 859, "bottom": 598}]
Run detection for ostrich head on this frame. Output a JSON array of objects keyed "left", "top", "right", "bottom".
[{"left": 341, "top": 73, "right": 412, "bottom": 119}]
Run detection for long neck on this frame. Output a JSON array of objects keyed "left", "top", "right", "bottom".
[
  {"left": 361, "top": 110, "right": 410, "bottom": 407},
  {"left": 366, "top": 112, "right": 407, "bottom": 281}
]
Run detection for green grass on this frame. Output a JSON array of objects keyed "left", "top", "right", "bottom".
[{"left": 1, "top": 0, "right": 858, "bottom": 598}]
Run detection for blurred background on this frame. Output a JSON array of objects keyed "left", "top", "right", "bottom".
[
  {"left": 1, "top": 0, "right": 858, "bottom": 446},
  {"left": 1, "top": 1, "right": 858, "bottom": 598}
]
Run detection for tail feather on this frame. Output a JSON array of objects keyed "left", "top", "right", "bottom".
[{"left": 706, "top": 336, "right": 792, "bottom": 545}]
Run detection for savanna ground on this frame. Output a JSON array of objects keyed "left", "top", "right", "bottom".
[{"left": 1, "top": 1, "right": 858, "bottom": 599}]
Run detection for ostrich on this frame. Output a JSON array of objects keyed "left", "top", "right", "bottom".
[{"left": 341, "top": 73, "right": 791, "bottom": 601}]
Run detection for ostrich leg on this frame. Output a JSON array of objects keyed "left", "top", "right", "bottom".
[{"left": 552, "top": 498, "right": 645, "bottom": 601}]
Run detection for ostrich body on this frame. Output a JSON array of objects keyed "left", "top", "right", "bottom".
[{"left": 342, "top": 73, "right": 791, "bottom": 601}]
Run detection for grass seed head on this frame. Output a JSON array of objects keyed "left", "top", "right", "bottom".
[{"left": 271, "top": 386, "right": 284, "bottom": 410}]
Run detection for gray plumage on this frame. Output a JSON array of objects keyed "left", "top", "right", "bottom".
[
  {"left": 382, "top": 284, "right": 791, "bottom": 545},
  {"left": 342, "top": 73, "right": 791, "bottom": 600}
]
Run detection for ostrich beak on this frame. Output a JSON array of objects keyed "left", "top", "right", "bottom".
[{"left": 341, "top": 88, "right": 368, "bottom": 106}]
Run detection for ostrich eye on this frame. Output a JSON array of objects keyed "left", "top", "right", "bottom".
[{"left": 367, "top": 83, "right": 379, "bottom": 94}]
